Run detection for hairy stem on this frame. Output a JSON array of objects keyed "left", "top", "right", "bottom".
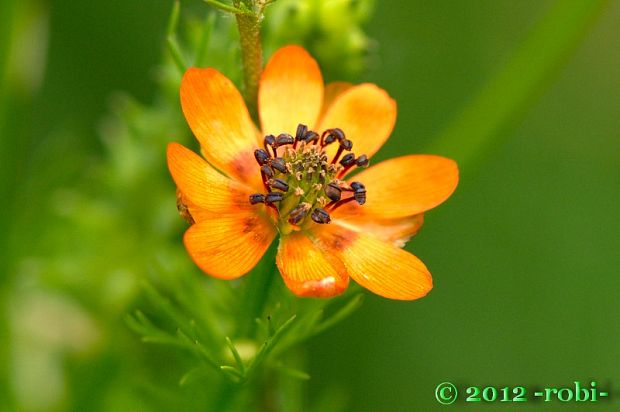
[{"left": 234, "top": 0, "right": 262, "bottom": 119}]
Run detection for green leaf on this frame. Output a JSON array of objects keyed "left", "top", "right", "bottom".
[
  {"left": 243, "top": 314, "right": 296, "bottom": 382},
  {"left": 225, "top": 337, "right": 246, "bottom": 374}
]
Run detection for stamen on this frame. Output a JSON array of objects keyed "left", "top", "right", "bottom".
[
  {"left": 305, "top": 131, "right": 319, "bottom": 144},
  {"left": 260, "top": 164, "right": 274, "bottom": 178},
  {"left": 276, "top": 133, "right": 294, "bottom": 148},
  {"left": 337, "top": 153, "right": 369, "bottom": 178},
  {"left": 254, "top": 148, "right": 270, "bottom": 165},
  {"left": 294, "top": 124, "right": 308, "bottom": 148},
  {"left": 288, "top": 203, "right": 310, "bottom": 225},
  {"left": 339, "top": 153, "right": 356, "bottom": 167},
  {"left": 264, "top": 134, "right": 276, "bottom": 156},
  {"left": 270, "top": 178, "right": 289, "bottom": 192},
  {"left": 327, "top": 196, "right": 356, "bottom": 211},
  {"left": 249, "top": 194, "right": 265, "bottom": 204},
  {"left": 321, "top": 128, "right": 344, "bottom": 147},
  {"left": 269, "top": 157, "right": 288, "bottom": 174},
  {"left": 331, "top": 138, "right": 353, "bottom": 165},
  {"left": 311, "top": 208, "right": 331, "bottom": 224},
  {"left": 350, "top": 181, "right": 366, "bottom": 205},
  {"left": 249, "top": 125, "right": 368, "bottom": 227},
  {"left": 265, "top": 192, "right": 284, "bottom": 203},
  {"left": 260, "top": 164, "right": 273, "bottom": 190},
  {"left": 355, "top": 154, "right": 369, "bottom": 167},
  {"left": 325, "top": 181, "right": 342, "bottom": 202}
]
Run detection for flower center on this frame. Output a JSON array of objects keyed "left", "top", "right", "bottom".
[{"left": 249, "top": 124, "right": 369, "bottom": 234}]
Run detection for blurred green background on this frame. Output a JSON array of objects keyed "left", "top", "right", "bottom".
[{"left": 2, "top": 0, "right": 619, "bottom": 411}]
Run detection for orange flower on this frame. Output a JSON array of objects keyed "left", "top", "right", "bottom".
[{"left": 167, "top": 45, "right": 458, "bottom": 300}]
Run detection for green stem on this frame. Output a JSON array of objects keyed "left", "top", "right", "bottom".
[
  {"left": 234, "top": 0, "right": 263, "bottom": 119},
  {"left": 236, "top": 241, "right": 278, "bottom": 338},
  {"left": 427, "top": 0, "right": 609, "bottom": 171}
]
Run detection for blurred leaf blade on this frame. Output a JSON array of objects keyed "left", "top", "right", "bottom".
[{"left": 428, "top": 0, "right": 610, "bottom": 170}]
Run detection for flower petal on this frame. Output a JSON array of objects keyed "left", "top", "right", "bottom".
[
  {"left": 184, "top": 211, "right": 276, "bottom": 279},
  {"left": 312, "top": 225, "right": 432, "bottom": 300},
  {"left": 259, "top": 45, "right": 324, "bottom": 136},
  {"left": 320, "top": 81, "right": 353, "bottom": 119},
  {"left": 340, "top": 154, "right": 459, "bottom": 219},
  {"left": 317, "top": 83, "right": 396, "bottom": 159},
  {"left": 180, "top": 68, "right": 261, "bottom": 184},
  {"left": 167, "top": 142, "right": 254, "bottom": 213},
  {"left": 276, "top": 232, "right": 348, "bottom": 298},
  {"left": 333, "top": 214, "right": 424, "bottom": 248}
]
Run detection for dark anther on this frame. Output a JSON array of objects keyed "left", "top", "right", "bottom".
[
  {"left": 323, "top": 133, "right": 337, "bottom": 145},
  {"left": 329, "top": 131, "right": 351, "bottom": 164},
  {"left": 254, "top": 149, "right": 270, "bottom": 165},
  {"left": 288, "top": 204, "right": 308, "bottom": 225},
  {"left": 276, "top": 133, "right": 294, "bottom": 147},
  {"left": 264, "top": 134, "right": 277, "bottom": 156},
  {"left": 325, "top": 181, "right": 342, "bottom": 201},
  {"left": 341, "top": 139, "right": 353, "bottom": 151},
  {"left": 295, "top": 124, "right": 308, "bottom": 142},
  {"left": 249, "top": 194, "right": 265, "bottom": 204},
  {"left": 260, "top": 164, "right": 274, "bottom": 179},
  {"left": 265, "top": 192, "right": 284, "bottom": 203},
  {"left": 339, "top": 153, "right": 356, "bottom": 167},
  {"left": 302, "top": 131, "right": 319, "bottom": 144},
  {"left": 270, "top": 178, "right": 289, "bottom": 192},
  {"left": 269, "top": 157, "right": 287, "bottom": 174},
  {"left": 351, "top": 181, "right": 366, "bottom": 205},
  {"left": 264, "top": 134, "right": 276, "bottom": 149},
  {"left": 355, "top": 154, "right": 369, "bottom": 167},
  {"left": 350, "top": 181, "right": 364, "bottom": 191},
  {"left": 311, "top": 208, "right": 331, "bottom": 224},
  {"left": 338, "top": 153, "right": 367, "bottom": 178},
  {"left": 321, "top": 128, "right": 345, "bottom": 146}
]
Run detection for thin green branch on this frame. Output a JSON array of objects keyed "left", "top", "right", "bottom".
[
  {"left": 312, "top": 294, "right": 364, "bottom": 337},
  {"left": 167, "top": 37, "right": 188, "bottom": 74},
  {"left": 243, "top": 315, "right": 296, "bottom": 382},
  {"left": 220, "top": 365, "right": 244, "bottom": 380},
  {"left": 166, "top": 0, "right": 181, "bottom": 36},
  {"left": 225, "top": 337, "right": 246, "bottom": 374},
  {"left": 194, "top": 12, "right": 216, "bottom": 67},
  {"left": 235, "top": 242, "right": 277, "bottom": 338},
  {"left": 166, "top": 0, "right": 187, "bottom": 73}
]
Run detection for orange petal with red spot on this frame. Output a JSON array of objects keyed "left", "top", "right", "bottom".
[
  {"left": 180, "top": 68, "right": 261, "bottom": 184},
  {"left": 167, "top": 142, "right": 253, "bottom": 213},
  {"left": 276, "top": 232, "right": 348, "bottom": 298},
  {"left": 342, "top": 154, "right": 459, "bottom": 219},
  {"left": 333, "top": 214, "right": 424, "bottom": 248},
  {"left": 318, "top": 83, "right": 396, "bottom": 160},
  {"left": 259, "top": 45, "right": 323, "bottom": 136},
  {"left": 184, "top": 211, "right": 276, "bottom": 279},
  {"left": 313, "top": 225, "right": 432, "bottom": 300}
]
